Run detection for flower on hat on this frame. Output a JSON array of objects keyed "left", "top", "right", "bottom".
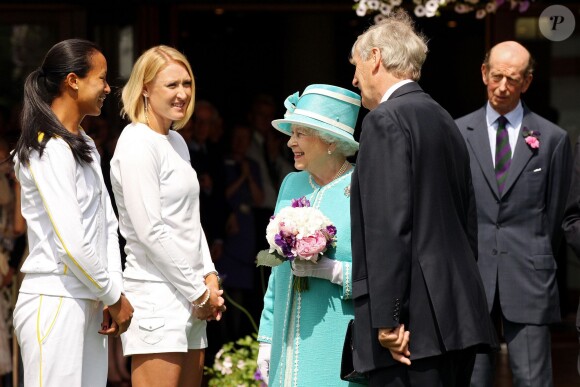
[{"left": 522, "top": 127, "right": 540, "bottom": 150}]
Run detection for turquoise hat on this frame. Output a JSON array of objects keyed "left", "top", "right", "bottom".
[{"left": 271, "top": 84, "right": 361, "bottom": 149}]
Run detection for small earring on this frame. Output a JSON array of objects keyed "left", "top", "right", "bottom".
[{"left": 328, "top": 149, "right": 332, "bottom": 155}]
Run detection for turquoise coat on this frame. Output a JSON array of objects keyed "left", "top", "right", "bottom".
[{"left": 258, "top": 170, "right": 357, "bottom": 386}]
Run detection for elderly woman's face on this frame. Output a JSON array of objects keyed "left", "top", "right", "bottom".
[{"left": 287, "top": 126, "right": 329, "bottom": 173}]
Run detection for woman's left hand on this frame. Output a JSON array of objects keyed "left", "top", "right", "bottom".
[{"left": 291, "top": 257, "right": 343, "bottom": 285}]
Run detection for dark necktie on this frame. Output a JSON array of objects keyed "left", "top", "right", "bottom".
[{"left": 495, "top": 116, "right": 511, "bottom": 194}]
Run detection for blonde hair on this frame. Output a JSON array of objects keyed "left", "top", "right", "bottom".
[
  {"left": 351, "top": 10, "right": 428, "bottom": 81},
  {"left": 121, "top": 45, "right": 195, "bottom": 130}
]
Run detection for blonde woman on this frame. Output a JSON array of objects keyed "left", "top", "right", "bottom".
[{"left": 110, "top": 45, "right": 225, "bottom": 387}]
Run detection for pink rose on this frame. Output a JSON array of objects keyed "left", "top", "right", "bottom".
[
  {"left": 525, "top": 136, "right": 539, "bottom": 149},
  {"left": 295, "top": 231, "right": 328, "bottom": 260}
]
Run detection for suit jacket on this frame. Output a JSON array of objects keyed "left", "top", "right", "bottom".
[
  {"left": 561, "top": 135, "right": 580, "bottom": 331},
  {"left": 350, "top": 82, "right": 498, "bottom": 373},
  {"left": 456, "top": 105, "right": 572, "bottom": 325}
]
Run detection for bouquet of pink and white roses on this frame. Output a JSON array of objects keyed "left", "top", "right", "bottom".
[{"left": 256, "top": 196, "right": 337, "bottom": 291}]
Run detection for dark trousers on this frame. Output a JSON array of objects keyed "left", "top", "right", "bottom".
[
  {"left": 577, "top": 299, "right": 580, "bottom": 376},
  {"left": 470, "top": 285, "right": 553, "bottom": 387},
  {"left": 369, "top": 348, "right": 477, "bottom": 387}
]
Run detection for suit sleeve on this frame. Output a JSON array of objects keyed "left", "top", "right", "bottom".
[
  {"left": 357, "top": 111, "right": 412, "bottom": 329},
  {"left": 562, "top": 137, "right": 580, "bottom": 257},
  {"left": 258, "top": 266, "right": 276, "bottom": 344},
  {"left": 547, "top": 132, "right": 572, "bottom": 255},
  {"left": 466, "top": 165, "right": 479, "bottom": 261}
]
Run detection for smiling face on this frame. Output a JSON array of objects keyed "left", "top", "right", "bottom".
[
  {"left": 287, "top": 126, "right": 330, "bottom": 174},
  {"left": 145, "top": 62, "right": 193, "bottom": 131},
  {"left": 77, "top": 51, "right": 110, "bottom": 117},
  {"left": 482, "top": 42, "right": 532, "bottom": 116}
]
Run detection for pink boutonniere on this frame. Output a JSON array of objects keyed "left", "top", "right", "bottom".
[{"left": 522, "top": 127, "right": 540, "bottom": 149}]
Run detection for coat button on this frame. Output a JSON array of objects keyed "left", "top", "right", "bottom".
[{"left": 492, "top": 249, "right": 498, "bottom": 255}]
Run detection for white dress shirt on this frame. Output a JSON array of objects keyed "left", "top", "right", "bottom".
[
  {"left": 486, "top": 101, "right": 524, "bottom": 166},
  {"left": 380, "top": 79, "right": 414, "bottom": 103}
]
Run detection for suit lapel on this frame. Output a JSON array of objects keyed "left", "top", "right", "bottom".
[
  {"left": 502, "top": 109, "right": 534, "bottom": 196},
  {"left": 465, "top": 109, "right": 499, "bottom": 199}
]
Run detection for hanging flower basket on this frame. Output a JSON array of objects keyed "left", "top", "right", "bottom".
[{"left": 354, "top": 0, "right": 535, "bottom": 22}]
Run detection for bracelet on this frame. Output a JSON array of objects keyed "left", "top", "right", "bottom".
[
  {"left": 192, "top": 288, "right": 211, "bottom": 309},
  {"left": 204, "top": 271, "right": 222, "bottom": 288}
]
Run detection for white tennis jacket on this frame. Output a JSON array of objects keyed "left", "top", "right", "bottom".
[{"left": 14, "top": 133, "right": 122, "bottom": 306}]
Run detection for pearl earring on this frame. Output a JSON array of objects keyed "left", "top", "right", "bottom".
[{"left": 328, "top": 149, "right": 332, "bottom": 155}]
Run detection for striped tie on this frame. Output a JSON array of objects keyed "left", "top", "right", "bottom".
[{"left": 495, "top": 116, "right": 511, "bottom": 194}]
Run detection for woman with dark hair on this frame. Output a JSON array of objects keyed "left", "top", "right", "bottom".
[{"left": 11, "top": 39, "right": 133, "bottom": 387}]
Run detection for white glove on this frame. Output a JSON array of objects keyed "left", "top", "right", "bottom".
[
  {"left": 291, "top": 257, "right": 343, "bottom": 286},
  {"left": 257, "top": 342, "right": 271, "bottom": 385}
]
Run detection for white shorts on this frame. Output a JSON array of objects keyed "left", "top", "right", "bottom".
[
  {"left": 121, "top": 279, "right": 207, "bottom": 356},
  {"left": 13, "top": 293, "right": 107, "bottom": 387}
]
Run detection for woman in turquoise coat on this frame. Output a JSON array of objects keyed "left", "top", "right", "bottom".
[{"left": 257, "top": 84, "right": 361, "bottom": 386}]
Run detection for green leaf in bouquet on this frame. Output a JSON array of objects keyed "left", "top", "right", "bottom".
[{"left": 256, "top": 249, "right": 286, "bottom": 267}]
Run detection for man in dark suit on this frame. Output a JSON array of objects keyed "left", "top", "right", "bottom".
[
  {"left": 561, "top": 139, "right": 580, "bottom": 377},
  {"left": 456, "top": 41, "right": 572, "bottom": 387},
  {"left": 349, "top": 11, "right": 498, "bottom": 387}
]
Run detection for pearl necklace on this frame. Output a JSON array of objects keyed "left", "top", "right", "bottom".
[
  {"left": 308, "top": 162, "right": 352, "bottom": 209},
  {"left": 308, "top": 160, "right": 350, "bottom": 191}
]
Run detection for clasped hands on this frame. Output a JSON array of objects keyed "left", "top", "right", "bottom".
[
  {"left": 193, "top": 274, "right": 226, "bottom": 321},
  {"left": 378, "top": 324, "right": 411, "bottom": 365},
  {"left": 99, "top": 294, "right": 134, "bottom": 337}
]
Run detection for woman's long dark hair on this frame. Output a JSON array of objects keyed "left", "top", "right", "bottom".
[{"left": 13, "top": 39, "right": 102, "bottom": 164}]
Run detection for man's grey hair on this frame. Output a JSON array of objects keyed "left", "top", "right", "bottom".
[{"left": 351, "top": 10, "right": 428, "bottom": 81}]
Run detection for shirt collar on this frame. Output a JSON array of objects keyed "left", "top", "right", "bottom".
[
  {"left": 486, "top": 100, "right": 523, "bottom": 128},
  {"left": 380, "top": 79, "right": 414, "bottom": 103}
]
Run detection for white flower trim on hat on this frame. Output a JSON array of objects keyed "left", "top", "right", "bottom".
[
  {"left": 293, "top": 108, "right": 355, "bottom": 134},
  {"left": 302, "top": 88, "right": 361, "bottom": 107}
]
